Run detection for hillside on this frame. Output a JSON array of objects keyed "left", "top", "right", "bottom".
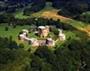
[
  {"left": 14, "top": 2, "right": 90, "bottom": 36},
  {"left": 0, "top": 1, "right": 90, "bottom": 71}
]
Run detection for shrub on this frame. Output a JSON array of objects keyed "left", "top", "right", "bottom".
[{"left": 5, "top": 26, "right": 9, "bottom": 31}]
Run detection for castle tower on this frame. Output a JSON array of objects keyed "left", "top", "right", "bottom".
[{"left": 38, "top": 26, "right": 49, "bottom": 38}]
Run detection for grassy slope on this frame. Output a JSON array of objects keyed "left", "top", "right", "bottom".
[
  {"left": 0, "top": 2, "right": 90, "bottom": 38},
  {"left": 0, "top": 2, "right": 90, "bottom": 50},
  {"left": 14, "top": 2, "right": 90, "bottom": 36}
]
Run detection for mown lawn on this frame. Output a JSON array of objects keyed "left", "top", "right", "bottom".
[
  {"left": 0, "top": 24, "right": 30, "bottom": 39},
  {"left": 0, "top": 24, "right": 38, "bottom": 50},
  {"left": 0, "top": 24, "right": 78, "bottom": 41},
  {"left": 0, "top": 24, "right": 87, "bottom": 42}
]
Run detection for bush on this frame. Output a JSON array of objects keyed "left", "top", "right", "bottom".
[
  {"left": 79, "top": 12, "right": 90, "bottom": 23},
  {"left": 19, "top": 43, "right": 24, "bottom": 48},
  {"left": 5, "top": 26, "right": 9, "bottom": 31},
  {"left": 50, "top": 27, "right": 59, "bottom": 36}
]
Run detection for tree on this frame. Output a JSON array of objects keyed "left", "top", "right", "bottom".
[
  {"left": 0, "top": 37, "right": 30, "bottom": 71},
  {"left": 54, "top": 0, "right": 89, "bottom": 18},
  {"left": 34, "top": 47, "right": 59, "bottom": 71},
  {"left": 24, "top": 0, "right": 46, "bottom": 15}
]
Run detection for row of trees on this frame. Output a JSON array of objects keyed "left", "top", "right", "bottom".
[
  {"left": 23, "top": 0, "right": 46, "bottom": 15},
  {"left": 0, "top": 14, "right": 77, "bottom": 31},
  {"left": 0, "top": 0, "right": 46, "bottom": 13}
]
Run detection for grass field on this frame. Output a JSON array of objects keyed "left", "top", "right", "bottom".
[
  {"left": 0, "top": 2, "right": 90, "bottom": 51},
  {"left": 0, "top": 24, "right": 38, "bottom": 50}
]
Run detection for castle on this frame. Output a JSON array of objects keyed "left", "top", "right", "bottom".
[{"left": 18, "top": 26, "right": 66, "bottom": 47}]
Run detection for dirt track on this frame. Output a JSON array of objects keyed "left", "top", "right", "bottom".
[
  {"left": 41, "top": 11, "right": 70, "bottom": 20},
  {"left": 41, "top": 11, "right": 90, "bottom": 36}
]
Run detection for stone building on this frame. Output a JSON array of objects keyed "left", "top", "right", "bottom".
[
  {"left": 58, "top": 29, "right": 66, "bottom": 41},
  {"left": 38, "top": 26, "right": 49, "bottom": 38},
  {"left": 19, "top": 29, "right": 29, "bottom": 41},
  {"left": 22, "top": 29, "right": 29, "bottom": 34},
  {"left": 18, "top": 27, "right": 58, "bottom": 47},
  {"left": 28, "top": 38, "right": 55, "bottom": 47},
  {"left": 46, "top": 38, "right": 55, "bottom": 47},
  {"left": 28, "top": 38, "right": 39, "bottom": 47}
]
